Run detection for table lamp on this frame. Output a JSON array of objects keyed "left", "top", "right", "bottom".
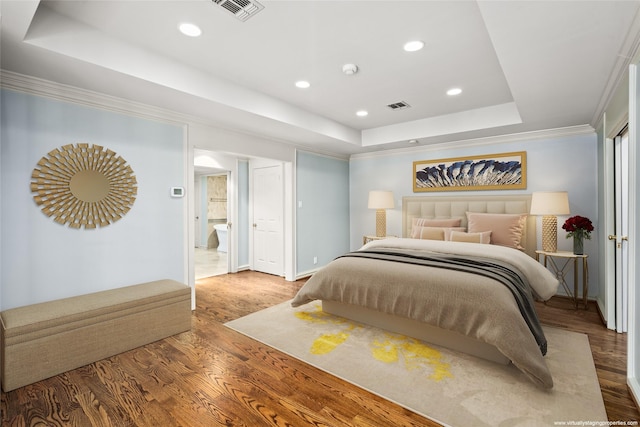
[
  {"left": 368, "top": 190, "right": 395, "bottom": 237},
  {"left": 530, "top": 191, "right": 570, "bottom": 252}
]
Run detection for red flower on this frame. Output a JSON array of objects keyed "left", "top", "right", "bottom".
[{"left": 562, "top": 215, "right": 594, "bottom": 240}]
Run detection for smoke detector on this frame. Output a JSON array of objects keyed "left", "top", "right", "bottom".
[{"left": 342, "top": 64, "right": 359, "bottom": 75}]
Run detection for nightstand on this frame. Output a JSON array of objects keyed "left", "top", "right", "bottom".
[
  {"left": 363, "top": 235, "right": 397, "bottom": 245},
  {"left": 535, "top": 250, "right": 589, "bottom": 309}
]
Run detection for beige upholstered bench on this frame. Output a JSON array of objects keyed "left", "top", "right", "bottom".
[{"left": 0, "top": 279, "right": 191, "bottom": 391}]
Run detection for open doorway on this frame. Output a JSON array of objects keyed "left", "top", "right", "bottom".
[
  {"left": 194, "top": 173, "right": 229, "bottom": 279},
  {"left": 190, "top": 148, "right": 294, "bottom": 283},
  {"left": 194, "top": 148, "right": 233, "bottom": 280}
]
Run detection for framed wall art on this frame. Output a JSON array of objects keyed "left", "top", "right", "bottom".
[{"left": 413, "top": 151, "right": 526, "bottom": 192}]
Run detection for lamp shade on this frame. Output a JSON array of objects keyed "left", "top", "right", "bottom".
[
  {"left": 368, "top": 191, "right": 395, "bottom": 210},
  {"left": 530, "top": 191, "right": 570, "bottom": 215}
]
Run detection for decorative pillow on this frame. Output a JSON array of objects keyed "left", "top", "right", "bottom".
[
  {"left": 414, "top": 226, "right": 445, "bottom": 240},
  {"left": 412, "top": 217, "right": 462, "bottom": 228},
  {"left": 443, "top": 227, "right": 467, "bottom": 240},
  {"left": 466, "top": 212, "right": 527, "bottom": 249},
  {"left": 410, "top": 226, "right": 466, "bottom": 240},
  {"left": 450, "top": 231, "right": 492, "bottom": 244}
]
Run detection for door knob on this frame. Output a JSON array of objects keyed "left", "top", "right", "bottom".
[{"left": 609, "top": 235, "right": 629, "bottom": 241}]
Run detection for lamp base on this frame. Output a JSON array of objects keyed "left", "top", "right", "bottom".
[
  {"left": 375, "top": 209, "right": 387, "bottom": 237},
  {"left": 541, "top": 215, "right": 558, "bottom": 252}
]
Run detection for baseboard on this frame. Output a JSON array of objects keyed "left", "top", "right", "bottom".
[
  {"left": 595, "top": 297, "right": 608, "bottom": 328},
  {"left": 628, "top": 376, "right": 640, "bottom": 412},
  {"left": 295, "top": 269, "right": 317, "bottom": 280},
  {"left": 549, "top": 293, "right": 596, "bottom": 305}
]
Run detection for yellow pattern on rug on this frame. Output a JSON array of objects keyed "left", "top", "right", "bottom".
[
  {"left": 297, "top": 304, "right": 452, "bottom": 381},
  {"left": 311, "top": 332, "right": 350, "bottom": 355},
  {"left": 372, "top": 334, "right": 453, "bottom": 381},
  {"left": 294, "top": 304, "right": 345, "bottom": 324}
]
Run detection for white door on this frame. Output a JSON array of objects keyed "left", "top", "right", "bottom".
[
  {"left": 613, "top": 129, "right": 630, "bottom": 333},
  {"left": 252, "top": 164, "right": 284, "bottom": 276}
]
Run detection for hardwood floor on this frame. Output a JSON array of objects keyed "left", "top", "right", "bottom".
[{"left": 2, "top": 271, "right": 639, "bottom": 426}]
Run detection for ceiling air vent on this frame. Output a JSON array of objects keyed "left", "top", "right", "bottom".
[
  {"left": 212, "top": 0, "right": 264, "bottom": 21},
  {"left": 387, "top": 101, "right": 411, "bottom": 110}
]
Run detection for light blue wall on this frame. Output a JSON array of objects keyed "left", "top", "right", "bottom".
[
  {"left": 296, "top": 151, "right": 350, "bottom": 275},
  {"left": 1, "top": 89, "right": 185, "bottom": 309},
  {"left": 350, "top": 133, "right": 599, "bottom": 297}
]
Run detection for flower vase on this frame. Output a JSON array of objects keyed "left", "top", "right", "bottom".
[{"left": 573, "top": 235, "right": 584, "bottom": 255}]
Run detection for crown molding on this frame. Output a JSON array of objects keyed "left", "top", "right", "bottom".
[
  {"left": 591, "top": 4, "right": 640, "bottom": 128},
  {"left": 349, "top": 124, "right": 595, "bottom": 160},
  {"left": 0, "top": 69, "right": 351, "bottom": 160},
  {"left": 1, "top": 69, "right": 189, "bottom": 126},
  {"left": 1, "top": 70, "right": 594, "bottom": 163}
]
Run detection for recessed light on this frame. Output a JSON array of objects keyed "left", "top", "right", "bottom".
[
  {"left": 356, "top": 110, "right": 368, "bottom": 117},
  {"left": 403, "top": 40, "right": 424, "bottom": 52},
  {"left": 179, "top": 22, "right": 202, "bottom": 37},
  {"left": 295, "top": 80, "right": 310, "bottom": 89},
  {"left": 447, "top": 88, "right": 462, "bottom": 96}
]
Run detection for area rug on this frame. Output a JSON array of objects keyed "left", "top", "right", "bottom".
[{"left": 225, "top": 300, "right": 607, "bottom": 427}]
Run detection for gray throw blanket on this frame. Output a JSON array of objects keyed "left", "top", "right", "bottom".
[{"left": 339, "top": 249, "right": 547, "bottom": 356}]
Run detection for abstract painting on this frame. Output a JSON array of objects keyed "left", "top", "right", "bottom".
[{"left": 413, "top": 151, "right": 526, "bottom": 192}]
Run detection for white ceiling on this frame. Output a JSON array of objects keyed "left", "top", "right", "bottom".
[{"left": 2, "top": 0, "right": 640, "bottom": 156}]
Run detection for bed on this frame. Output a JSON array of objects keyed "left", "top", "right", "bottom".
[{"left": 291, "top": 195, "right": 559, "bottom": 388}]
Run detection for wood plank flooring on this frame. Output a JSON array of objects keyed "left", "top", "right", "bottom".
[{"left": 2, "top": 271, "right": 639, "bottom": 426}]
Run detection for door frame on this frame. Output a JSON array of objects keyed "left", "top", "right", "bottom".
[
  {"left": 603, "top": 135, "right": 617, "bottom": 329},
  {"left": 627, "top": 62, "right": 639, "bottom": 400},
  {"left": 614, "top": 131, "right": 630, "bottom": 333}
]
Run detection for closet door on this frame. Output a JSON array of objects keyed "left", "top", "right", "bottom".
[
  {"left": 252, "top": 163, "right": 284, "bottom": 276},
  {"left": 612, "top": 130, "right": 629, "bottom": 333}
]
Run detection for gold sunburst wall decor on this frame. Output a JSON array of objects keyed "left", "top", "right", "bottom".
[{"left": 30, "top": 143, "right": 137, "bottom": 229}]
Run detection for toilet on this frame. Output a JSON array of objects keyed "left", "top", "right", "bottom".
[{"left": 214, "top": 223, "right": 228, "bottom": 253}]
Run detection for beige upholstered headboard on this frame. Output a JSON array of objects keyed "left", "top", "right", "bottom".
[{"left": 402, "top": 194, "right": 536, "bottom": 258}]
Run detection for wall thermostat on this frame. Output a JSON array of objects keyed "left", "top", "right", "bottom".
[{"left": 170, "top": 187, "right": 184, "bottom": 198}]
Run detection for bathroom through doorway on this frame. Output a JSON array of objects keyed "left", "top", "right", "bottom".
[{"left": 195, "top": 172, "right": 230, "bottom": 279}]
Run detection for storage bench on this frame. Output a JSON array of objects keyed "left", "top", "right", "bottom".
[{"left": 0, "top": 279, "right": 191, "bottom": 391}]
